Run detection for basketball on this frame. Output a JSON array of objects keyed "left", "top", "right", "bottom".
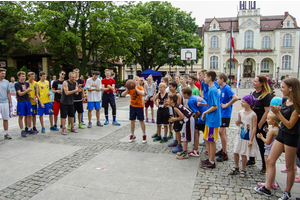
[{"left": 125, "top": 80, "right": 136, "bottom": 90}]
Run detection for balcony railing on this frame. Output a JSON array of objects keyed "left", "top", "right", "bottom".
[{"left": 226, "top": 49, "right": 273, "bottom": 53}]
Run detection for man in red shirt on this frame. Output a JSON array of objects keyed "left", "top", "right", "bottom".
[{"left": 102, "top": 69, "right": 120, "bottom": 126}]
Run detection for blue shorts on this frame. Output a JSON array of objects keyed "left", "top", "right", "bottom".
[
  {"left": 17, "top": 102, "right": 33, "bottom": 116},
  {"left": 38, "top": 103, "right": 53, "bottom": 116},
  {"left": 87, "top": 101, "right": 101, "bottom": 110},
  {"left": 102, "top": 93, "right": 115, "bottom": 108},
  {"left": 129, "top": 106, "right": 144, "bottom": 121},
  {"left": 31, "top": 105, "right": 37, "bottom": 116}
]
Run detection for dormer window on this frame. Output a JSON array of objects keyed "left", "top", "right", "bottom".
[
  {"left": 213, "top": 24, "right": 216, "bottom": 29},
  {"left": 264, "top": 24, "right": 269, "bottom": 28},
  {"left": 287, "top": 21, "right": 290, "bottom": 27}
]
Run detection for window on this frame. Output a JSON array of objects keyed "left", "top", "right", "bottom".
[
  {"left": 211, "top": 36, "right": 219, "bottom": 48},
  {"left": 264, "top": 24, "right": 270, "bottom": 28},
  {"left": 262, "top": 36, "right": 271, "bottom": 49},
  {"left": 244, "top": 30, "right": 254, "bottom": 49},
  {"left": 213, "top": 24, "right": 216, "bottom": 29},
  {"left": 287, "top": 21, "right": 290, "bottom": 27},
  {"left": 282, "top": 55, "right": 291, "bottom": 69},
  {"left": 228, "top": 37, "right": 236, "bottom": 49},
  {"left": 283, "top": 34, "right": 292, "bottom": 47},
  {"left": 210, "top": 56, "right": 218, "bottom": 69},
  {"left": 261, "top": 59, "right": 269, "bottom": 73}
]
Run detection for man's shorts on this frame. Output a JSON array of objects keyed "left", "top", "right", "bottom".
[
  {"left": 195, "top": 123, "right": 205, "bottom": 132},
  {"left": 174, "top": 121, "right": 183, "bottom": 132},
  {"left": 0, "top": 103, "right": 10, "bottom": 120},
  {"left": 129, "top": 105, "right": 144, "bottom": 121},
  {"left": 181, "top": 116, "right": 195, "bottom": 142},
  {"left": 87, "top": 101, "right": 101, "bottom": 110},
  {"left": 38, "top": 103, "right": 53, "bottom": 116},
  {"left": 31, "top": 105, "right": 37, "bottom": 116},
  {"left": 145, "top": 99, "right": 154, "bottom": 108},
  {"left": 157, "top": 108, "right": 169, "bottom": 125},
  {"left": 203, "top": 124, "right": 219, "bottom": 142},
  {"left": 53, "top": 100, "right": 61, "bottom": 116},
  {"left": 220, "top": 118, "right": 230, "bottom": 127},
  {"left": 74, "top": 101, "right": 84, "bottom": 113},
  {"left": 17, "top": 101, "right": 33, "bottom": 116},
  {"left": 60, "top": 104, "right": 75, "bottom": 118},
  {"left": 102, "top": 93, "right": 115, "bottom": 108}
]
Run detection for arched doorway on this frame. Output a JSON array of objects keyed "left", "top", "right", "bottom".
[{"left": 243, "top": 58, "right": 255, "bottom": 78}]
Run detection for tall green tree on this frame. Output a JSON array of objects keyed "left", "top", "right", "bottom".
[
  {"left": 0, "top": 1, "right": 30, "bottom": 57},
  {"left": 24, "top": 1, "right": 150, "bottom": 75},
  {"left": 125, "top": 1, "right": 204, "bottom": 71}
]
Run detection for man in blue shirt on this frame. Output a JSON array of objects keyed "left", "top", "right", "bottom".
[
  {"left": 216, "top": 73, "right": 238, "bottom": 162},
  {"left": 182, "top": 88, "right": 207, "bottom": 157},
  {"left": 200, "top": 71, "right": 221, "bottom": 169}
]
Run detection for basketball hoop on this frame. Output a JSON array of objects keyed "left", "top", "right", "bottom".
[{"left": 186, "top": 57, "right": 191, "bottom": 64}]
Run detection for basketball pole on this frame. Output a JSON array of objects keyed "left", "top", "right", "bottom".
[{"left": 229, "top": 20, "right": 232, "bottom": 87}]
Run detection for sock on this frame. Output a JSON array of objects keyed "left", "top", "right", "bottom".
[
  {"left": 4, "top": 130, "right": 8, "bottom": 135},
  {"left": 131, "top": 134, "right": 134, "bottom": 136},
  {"left": 28, "top": 127, "right": 32, "bottom": 130},
  {"left": 106, "top": 116, "right": 109, "bottom": 121},
  {"left": 21, "top": 128, "right": 25, "bottom": 131},
  {"left": 143, "top": 134, "right": 146, "bottom": 136},
  {"left": 113, "top": 116, "right": 116, "bottom": 122},
  {"left": 209, "top": 159, "right": 215, "bottom": 164}
]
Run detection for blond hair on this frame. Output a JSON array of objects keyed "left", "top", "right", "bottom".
[
  {"left": 69, "top": 72, "right": 75, "bottom": 77},
  {"left": 268, "top": 112, "right": 280, "bottom": 127},
  {"left": 159, "top": 83, "right": 167, "bottom": 88},
  {"left": 256, "top": 75, "right": 271, "bottom": 99},
  {"left": 28, "top": 72, "right": 35, "bottom": 77},
  {"left": 17, "top": 71, "right": 26, "bottom": 77}
]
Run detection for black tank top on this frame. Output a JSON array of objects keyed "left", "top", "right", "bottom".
[
  {"left": 174, "top": 103, "right": 192, "bottom": 123},
  {"left": 61, "top": 81, "right": 76, "bottom": 105},
  {"left": 280, "top": 98, "right": 300, "bottom": 135},
  {"left": 158, "top": 92, "right": 168, "bottom": 108}
]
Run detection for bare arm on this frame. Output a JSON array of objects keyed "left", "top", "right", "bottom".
[
  {"left": 257, "top": 129, "right": 277, "bottom": 145},
  {"left": 135, "top": 86, "right": 145, "bottom": 96},
  {"left": 7, "top": 90, "right": 12, "bottom": 107},
  {"left": 36, "top": 83, "right": 43, "bottom": 106},
  {"left": 17, "top": 87, "right": 32, "bottom": 96},
  {"left": 154, "top": 92, "right": 159, "bottom": 107},
  {"left": 63, "top": 81, "right": 78, "bottom": 95},
  {"left": 249, "top": 113, "right": 257, "bottom": 146},
  {"left": 258, "top": 106, "right": 270, "bottom": 129},
  {"left": 201, "top": 105, "right": 217, "bottom": 121},
  {"left": 271, "top": 105, "right": 299, "bottom": 129},
  {"left": 176, "top": 93, "right": 182, "bottom": 105},
  {"left": 169, "top": 107, "right": 184, "bottom": 122},
  {"left": 121, "top": 88, "right": 128, "bottom": 97},
  {"left": 235, "top": 112, "right": 241, "bottom": 126},
  {"left": 221, "top": 94, "right": 239, "bottom": 109}
]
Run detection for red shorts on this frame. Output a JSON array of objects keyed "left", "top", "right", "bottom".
[
  {"left": 145, "top": 99, "right": 154, "bottom": 108},
  {"left": 53, "top": 100, "right": 61, "bottom": 116}
]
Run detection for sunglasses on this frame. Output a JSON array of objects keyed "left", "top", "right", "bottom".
[{"left": 61, "top": 73, "right": 65, "bottom": 75}]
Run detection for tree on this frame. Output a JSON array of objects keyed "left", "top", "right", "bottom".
[
  {"left": 5, "top": 67, "right": 18, "bottom": 80},
  {"left": 0, "top": 2, "right": 31, "bottom": 57},
  {"left": 24, "top": 1, "right": 150, "bottom": 75},
  {"left": 20, "top": 66, "right": 28, "bottom": 77},
  {"left": 124, "top": 2, "right": 204, "bottom": 71}
]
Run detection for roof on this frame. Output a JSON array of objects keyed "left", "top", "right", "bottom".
[{"left": 141, "top": 68, "right": 162, "bottom": 77}]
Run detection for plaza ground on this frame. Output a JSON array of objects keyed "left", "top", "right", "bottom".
[{"left": 0, "top": 88, "right": 299, "bottom": 200}]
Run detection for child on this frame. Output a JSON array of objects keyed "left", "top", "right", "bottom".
[
  {"left": 257, "top": 112, "right": 280, "bottom": 188},
  {"left": 27, "top": 72, "right": 39, "bottom": 133},
  {"left": 121, "top": 76, "right": 146, "bottom": 143},
  {"left": 15, "top": 71, "right": 34, "bottom": 137},
  {"left": 255, "top": 78, "right": 300, "bottom": 199},
  {"left": 229, "top": 94, "right": 258, "bottom": 177},
  {"left": 181, "top": 87, "right": 207, "bottom": 156},
  {"left": 161, "top": 76, "right": 173, "bottom": 139},
  {"left": 161, "top": 77, "right": 169, "bottom": 93},
  {"left": 188, "top": 74, "right": 200, "bottom": 96},
  {"left": 216, "top": 73, "right": 239, "bottom": 162},
  {"left": 167, "top": 93, "right": 194, "bottom": 160},
  {"left": 200, "top": 71, "right": 221, "bottom": 169},
  {"left": 153, "top": 83, "right": 169, "bottom": 143},
  {"left": 145, "top": 75, "right": 156, "bottom": 123},
  {"left": 178, "top": 75, "right": 187, "bottom": 96},
  {"left": 175, "top": 75, "right": 181, "bottom": 93},
  {"left": 37, "top": 71, "right": 58, "bottom": 133}
]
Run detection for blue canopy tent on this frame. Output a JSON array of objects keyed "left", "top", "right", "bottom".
[{"left": 141, "top": 68, "right": 162, "bottom": 84}]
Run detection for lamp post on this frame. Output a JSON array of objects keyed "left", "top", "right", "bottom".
[
  {"left": 122, "top": 59, "right": 126, "bottom": 80},
  {"left": 224, "top": 66, "right": 227, "bottom": 74},
  {"left": 130, "top": 63, "right": 133, "bottom": 75},
  {"left": 277, "top": 66, "right": 280, "bottom": 86},
  {"left": 168, "top": 50, "right": 172, "bottom": 75}
]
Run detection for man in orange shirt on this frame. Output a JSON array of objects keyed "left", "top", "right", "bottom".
[{"left": 121, "top": 76, "right": 147, "bottom": 144}]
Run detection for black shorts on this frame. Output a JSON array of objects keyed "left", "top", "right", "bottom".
[
  {"left": 74, "top": 101, "right": 84, "bottom": 114},
  {"left": 157, "top": 108, "right": 169, "bottom": 125},
  {"left": 220, "top": 118, "right": 230, "bottom": 127},
  {"left": 60, "top": 104, "right": 75, "bottom": 118},
  {"left": 195, "top": 123, "right": 205, "bottom": 132},
  {"left": 174, "top": 121, "right": 183, "bottom": 132},
  {"left": 102, "top": 93, "right": 115, "bottom": 108},
  {"left": 276, "top": 129, "right": 299, "bottom": 148}
]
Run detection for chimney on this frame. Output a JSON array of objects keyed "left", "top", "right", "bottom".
[{"left": 285, "top": 12, "right": 289, "bottom": 16}]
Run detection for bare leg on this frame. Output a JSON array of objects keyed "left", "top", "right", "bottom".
[
  {"left": 219, "top": 127, "right": 227, "bottom": 153},
  {"left": 69, "top": 117, "right": 74, "bottom": 127},
  {"left": 182, "top": 141, "right": 188, "bottom": 151},
  {"left": 145, "top": 107, "right": 148, "bottom": 119},
  {"left": 234, "top": 153, "right": 239, "bottom": 168},
  {"left": 54, "top": 115, "right": 58, "bottom": 126},
  {"left": 18, "top": 116, "right": 24, "bottom": 129},
  {"left": 208, "top": 141, "right": 216, "bottom": 161},
  {"left": 27, "top": 115, "right": 32, "bottom": 128},
  {"left": 241, "top": 155, "right": 247, "bottom": 171},
  {"left": 39, "top": 115, "right": 44, "bottom": 128},
  {"left": 194, "top": 129, "right": 199, "bottom": 151},
  {"left": 96, "top": 109, "right": 100, "bottom": 121},
  {"left": 49, "top": 115, "right": 53, "bottom": 127},
  {"left": 139, "top": 120, "right": 146, "bottom": 135},
  {"left": 151, "top": 107, "right": 154, "bottom": 120},
  {"left": 157, "top": 125, "right": 161, "bottom": 135},
  {"left": 131, "top": 120, "right": 135, "bottom": 135},
  {"left": 32, "top": 115, "right": 36, "bottom": 127},
  {"left": 176, "top": 132, "right": 181, "bottom": 145},
  {"left": 88, "top": 110, "right": 92, "bottom": 123},
  {"left": 61, "top": 118, "right": 66, "bottom": 128},
  {"left": 3, "top": 120, "right": 8, "bottom": 131},
  {"left": 284, "top": 145, "right": 297, "bottom": 193},
  {"left": 164, "top": 125, "right": 168, "bottom": 137},
  {"left": 204, "top": 139, "right": 209, "bottom": 155},
  {"left": 78, "top": 113, "right": 82, "bottom": 124}
]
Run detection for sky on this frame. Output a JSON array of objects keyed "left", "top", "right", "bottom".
[{"left": 169, "top": 0, "right": 300, "bottom": 27}]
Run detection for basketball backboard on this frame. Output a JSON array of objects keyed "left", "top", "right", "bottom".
[{"left": 180, "top": 48, "right": 197, "bottom": 61}]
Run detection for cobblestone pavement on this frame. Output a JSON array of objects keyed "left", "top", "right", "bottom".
[{"left": 0, "top": 88, "right": 295, "bottom": 200}]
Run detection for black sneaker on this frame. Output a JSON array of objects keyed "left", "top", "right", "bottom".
[
  {"left": 278, "top": 191, "right": 291, "bottom": 200},
  {"left": 254, "top": 186, "right": 271, "bottom": 197},
  {"left": 153, "top": 135, "right": 162, "bottom": 142},
  {"left": 159, "top": 136, "right": 168, "bottom": 143},
  {"left": 215, "top": 149, "right": 223, "bottom": 156},
  {"left": 216, "top": 152, "right": 228, "bottom": 162},
  {"left": 4, "top": 134, "right": 12, "bottom": 140},
  {"left": 246, "top": 160, "right": 255, "bottom": 166},
  {"left": 33, "top": 126, "right": 39, "bottom": 133}
]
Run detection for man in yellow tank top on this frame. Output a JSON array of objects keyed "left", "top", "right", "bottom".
[
  {"left": 37, "top": 71, "right": 58, "bottom": 133},
  {"left": 27, "top": 72, "right": 38, "bottom": 134}
]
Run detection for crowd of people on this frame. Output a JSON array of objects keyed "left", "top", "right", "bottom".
[
  {"left": 121, "top": 70, "right": 300, "bottom": 200},
  {"left": 1, "top": 67, "right": 300, "bottom": 199}
]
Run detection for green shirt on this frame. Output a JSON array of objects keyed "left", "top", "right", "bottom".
[
  {"left": 176, "top": 84, "right": 181, "bottom": 92},
  {"left": 191, "top": 86, "right": 200, "bottom": 96}
]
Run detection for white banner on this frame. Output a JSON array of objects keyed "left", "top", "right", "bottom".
[{"left": 236, "top": 64, "right": 240, "bottom": 92}]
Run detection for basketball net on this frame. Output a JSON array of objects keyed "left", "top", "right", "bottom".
[{"left": 186, "top": 57, "right": 191, "bottom": 64}]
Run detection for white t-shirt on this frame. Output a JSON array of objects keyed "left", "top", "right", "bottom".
[{"left": 86, "top": 77, "right": 102, "bottom": 102}]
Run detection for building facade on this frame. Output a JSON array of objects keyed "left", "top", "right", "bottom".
[{"left": 203, "top": 2, "right": 300, "bottom": 81}]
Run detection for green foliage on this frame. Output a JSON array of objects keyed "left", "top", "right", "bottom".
[
  {"left": 52, "top": 63, "right": 61, "bottom": 78},
  {"left": 20, "top": 65, "right": 28, "bottom": 76},
  {"left": 5, "top": 67, "right": 18, "bottom": 80},
  {"left": 281, "top": 76, "right": 285, "bottom": 80}
]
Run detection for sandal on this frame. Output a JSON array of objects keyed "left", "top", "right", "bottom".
[
  {"left": 229, "top": 167, "right": 239, "bottom": 175},
  {"left": 239, "top": 170, "right": 246, "bottom": 178}
]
